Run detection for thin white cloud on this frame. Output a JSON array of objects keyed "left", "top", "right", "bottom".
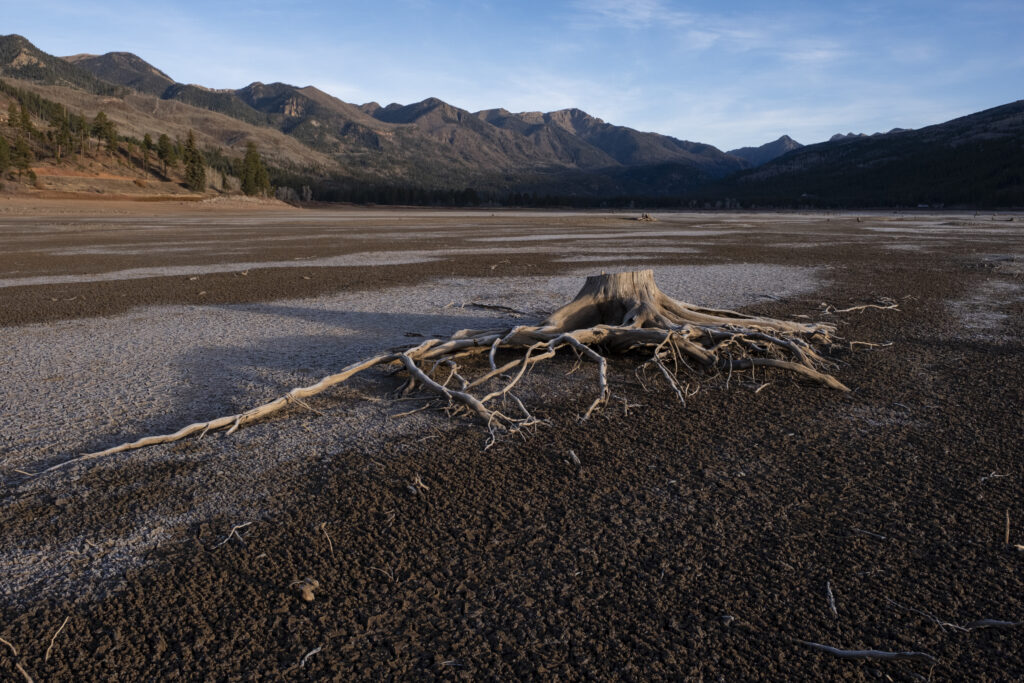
[{"left": 574, "top": 0, "right": 695, "bottom": 28}]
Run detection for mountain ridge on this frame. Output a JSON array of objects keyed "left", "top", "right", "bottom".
[
  {"left": 2, "top": 33, "right": 1021, "bottom": 207},
  {"left": 43, "top": 39, "right": 747, "bottom": 187},
  {"left": 727, "top": 135, "right": 803, "bottom": 167}
]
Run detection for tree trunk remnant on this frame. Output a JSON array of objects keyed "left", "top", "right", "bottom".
[{"left": 40, "top": 270, "right": 853, "bottom": 474}]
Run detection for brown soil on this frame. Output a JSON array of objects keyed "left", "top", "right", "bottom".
[{"left": 1, "top": 206, "right": 1021, "bottom": 680}]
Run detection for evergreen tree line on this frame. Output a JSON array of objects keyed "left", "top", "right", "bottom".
[{"left": 1, "top": 78, "right": 274, "bottom": 196}]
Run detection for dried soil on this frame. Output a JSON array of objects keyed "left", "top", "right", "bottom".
[{"left": 1, "top": 207, "right": 1022, "bottom": 681}]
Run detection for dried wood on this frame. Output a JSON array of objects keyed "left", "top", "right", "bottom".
[{"left": 37, "top": 270, "right": 863, "bottom": 473}]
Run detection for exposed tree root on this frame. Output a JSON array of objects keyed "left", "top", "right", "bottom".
[{"left": 38, "top": 270, "right": 859, "bottom": 475}]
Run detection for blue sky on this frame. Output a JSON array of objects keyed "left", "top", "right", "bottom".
[{"left": 5, "top": 0, "right": 1023, "bottom": 149}]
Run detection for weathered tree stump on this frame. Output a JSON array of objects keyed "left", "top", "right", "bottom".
[{"left": 41, "top": 270, "right": 850, "bottom": 473}]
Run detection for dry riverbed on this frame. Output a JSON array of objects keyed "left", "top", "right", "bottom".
[{"left": 1, "top": 202, "right": 1022, "bottom": 680}]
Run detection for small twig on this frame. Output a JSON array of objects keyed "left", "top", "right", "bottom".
[
  {"left": 887, "top": 598, "right": 1021, "bottom": 632},
  {"left": 290, "top": 396, "right": 326, "bottom": 417},
  {"left": 886, "top": 598, "right": 970, "bottom": 632},
  {"left": 963, "top": 619, "right": 1021, "bottom": 630},
  {"left": 44, "top": 616, "right": 70, "bottom": 663},
  {"left": 318, "top": 522, "right": 335, "bottom": 559},
  {"left": 1006, "top": 509, "right": 1011, "bottom": 545},
  {"left": 821, "top": 298, "right": 899, "bottom": 315},
  {"left": 850, "top": 527, "right": 888, "bottom": 540},
  {"left": 15, "top": 664, "right": 33, "bottom": 683},
  {"left": 849, "top": 340, "right": 894, "bottom": 350},
  {"left": 826, "top": 581, "right": 838, "bottom": 619},
  {"left": 213, "top": 521, "right": 253, "bottom": 548},
  {"left": 799, "top": 640, "right": 937, "bottom": 664},
  {"left": 468, "top": 301, "right": 528, "bottom": 315},
  {"left": 0, "top": 636, "right": 18, "bottom": 657},
  {"left": 388, "top": 404, "right": 431, "bottom": 420},
  {"left": 369, "top": 566, "right": 395, "bottom": 582},
  {"left": 1, "top": 637, "right": 33, "bottom": 683},
  {"left": 300, "top": 645, "right": 322, "bottom": 668}
]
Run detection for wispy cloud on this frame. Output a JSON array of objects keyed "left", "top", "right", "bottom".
[{"left": 573, "top": 0, "right": 695, "bottom": 29}]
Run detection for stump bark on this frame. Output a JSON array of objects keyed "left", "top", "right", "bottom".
[{"left": 41, "top": 270, "right": 851, "bottom": 474}]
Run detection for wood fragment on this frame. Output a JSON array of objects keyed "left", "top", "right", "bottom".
[
  {"left": 826, "top": 581, "right": 838, "bottom": 618},
  {"left": 799, "top": 640, "right": 937, "bottom": 664}
]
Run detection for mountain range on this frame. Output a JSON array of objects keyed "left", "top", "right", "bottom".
[
  {"left": 34, "top": 38, "right": 752, "bottom": 191},
  {"left": 2, "top": 33, "right": 1022, "bottom": 207}
]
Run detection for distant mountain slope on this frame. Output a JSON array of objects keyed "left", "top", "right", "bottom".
[
  {"left": 61, "top": 40, "right": 745, "bottom": 189},
  {"left": 727, "top": 135, "right": 803, "bottom": 167},
  {"left": 0, "top": 34, "right": 123, "bottom": 95},
  {"left": 4, "top": 33, "right": 1020, "bottom": 206},
  {"left": 715, "top": 101, "right": 1024, "bottom": 206},
  {"left": 64, "top": 51, "right": 174, "bottom": 97}
]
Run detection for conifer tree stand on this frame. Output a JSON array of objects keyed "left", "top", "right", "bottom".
[{"left": 42, "top": 270, "right": 851, "bottom": 473}]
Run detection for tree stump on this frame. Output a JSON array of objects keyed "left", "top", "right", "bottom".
[{"left": 41, "top": 270, "right": 851, "bottom": 473}]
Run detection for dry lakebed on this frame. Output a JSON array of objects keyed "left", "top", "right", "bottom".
[{"left": 1, "top": 200, "right": 1022, "bottom": 680}]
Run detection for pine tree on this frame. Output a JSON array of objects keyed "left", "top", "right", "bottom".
[
  {"left": 0, "top": 137, "right": 9, "bottom": 175},
  {"left": 18, "top": 104, "right": 34, "bottom": 135},
  {"left": 91, "top": 111, "right": 117, "bottom": 154},
  {"left": 156, "top": 133, "right": 176, "bottom": 175},
  {"left": 55, "top": 116, "right": 71, "bottom": 161},
  {"left": 241, "top": 142, "right": 270, "bottom": 196},
  {"left": 13, "top": 136, "right": 32, "bottom": 179},
  {"left": 142, "top": 133, "right": 153, "bottom": 172},
  {"left": 183, "top": 129, "right": 206, "bottom": 192}
]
